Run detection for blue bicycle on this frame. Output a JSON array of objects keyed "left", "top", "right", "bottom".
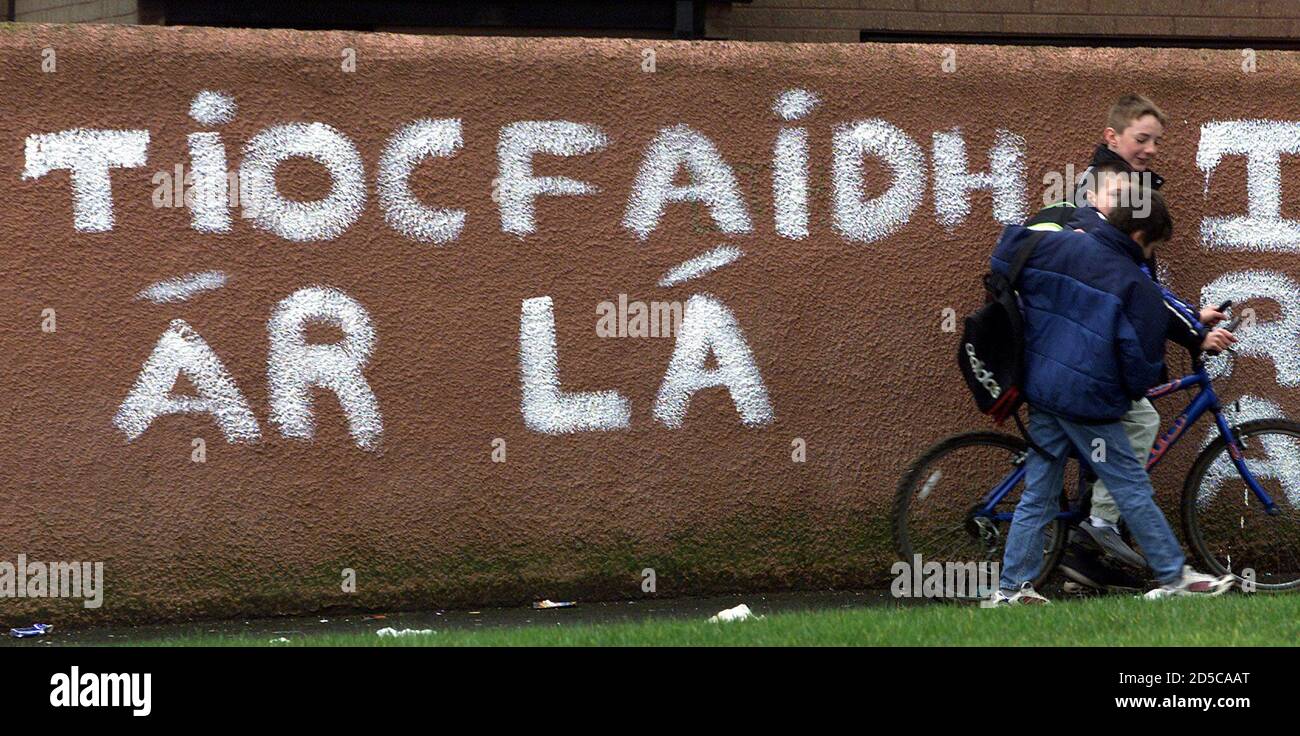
[{"left": 894, "top": 303, "right": 1300, "bottom": 592}]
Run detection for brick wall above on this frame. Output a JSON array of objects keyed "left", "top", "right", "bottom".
[{"left": 716, "top": 0, "right": 1300, "bottom": 44}]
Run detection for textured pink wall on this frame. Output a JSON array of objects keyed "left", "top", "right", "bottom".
[{"left": 0, "top": 24, "right": 1296, "bottom": 623}]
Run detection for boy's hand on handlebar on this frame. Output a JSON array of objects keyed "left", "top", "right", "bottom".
[
  {"left": 1201, "top": 328, "right": 1237, "bottom": 354},
  {"left": 1199, "top": 307, "right": 1228, "bottom": 326}
]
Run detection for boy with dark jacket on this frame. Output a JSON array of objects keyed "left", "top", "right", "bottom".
[
  {"left": 1059, "top": 97, "right": 1233, "bottom": 589},
  {"left": 990, "top": 187, "right": 1234, "bottom": 603}
]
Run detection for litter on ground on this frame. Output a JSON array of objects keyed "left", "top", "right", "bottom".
[
  {"left": 376, "top": 627, "right": 436, "bottom": 637},
  {"left": 9, "top": 623, "right": 53, "bottom": 639},
  {"left": 708, "top": 604, "right": 762, "bottom": 623}
]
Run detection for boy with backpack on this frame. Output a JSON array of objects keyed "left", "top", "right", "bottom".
[
  {"left": 1058, "top": 95, "right": 1234, "bottom": 592},
  {"left": 987, "top": 181, "right": 1235, "bottom": 603}
]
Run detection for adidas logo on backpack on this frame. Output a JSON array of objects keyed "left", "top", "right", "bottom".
[{"left": 957, "top": 203, "right": 1075, "bottom": 424}]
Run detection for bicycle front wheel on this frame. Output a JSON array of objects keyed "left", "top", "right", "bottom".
[
  {"left": 893, "top": 431, "right": 1068, "bottom": 597},
  {"left": 1182, "top": 418, "right": 1300, "bottom": 591}
]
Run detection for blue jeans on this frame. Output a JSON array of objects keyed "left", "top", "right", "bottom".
[{"left": 999, "top": 408, "right": 1185, "bottom": 591}]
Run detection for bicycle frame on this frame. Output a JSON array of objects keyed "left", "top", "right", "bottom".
[{"left": 978, "top": 360, "right": 1282, "bottom": 522}]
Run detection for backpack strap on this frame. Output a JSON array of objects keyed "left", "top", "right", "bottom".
[
  {"left": 1012, "top": 411, "right": 1058, "bottom": 462},
  {"left": 1003, "top": 228, "right": 1057, "bottom": 463},
  {"left": 1025, "top": 200, "right": 1076, "bottom": 227},
  {"left": 1006, "top": 229, "right": 1051, "bottom": 286}
]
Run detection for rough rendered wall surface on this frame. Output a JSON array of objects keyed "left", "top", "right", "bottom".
[{"left": 1, "top": 25, "right": 1296, "bottom": 623}]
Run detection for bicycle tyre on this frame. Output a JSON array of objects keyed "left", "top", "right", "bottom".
[
  {"left": 1181, "top": 418, "right": 1300, "bottom": 591},
  {"left": 893, "top": 431, "right": 1068, "bottom": 595}
]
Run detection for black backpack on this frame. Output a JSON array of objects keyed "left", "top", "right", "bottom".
[{"left": 958, "top": 203, "right": 1075, "bottom": 425}]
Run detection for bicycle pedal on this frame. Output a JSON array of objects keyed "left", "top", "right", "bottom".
[{"left": 1060, "top": 579, "right": 1104, "bottom": 597}]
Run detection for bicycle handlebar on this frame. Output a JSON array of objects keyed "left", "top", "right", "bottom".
[
  {"left": 1218, "top": 299, "right": 1243, "bottom": 334},
  {"left": 1204, "top": 299, "right": 1237, "bottom": 357}
]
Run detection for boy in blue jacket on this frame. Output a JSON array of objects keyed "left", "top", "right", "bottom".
[
  {"left": 1061, "top": 96, "right": 1232, "bottom": 588},
  {"left": 990, "top": 186, "right": 1235, "bottom": 603}
]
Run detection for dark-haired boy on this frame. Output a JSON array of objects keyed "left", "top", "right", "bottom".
[
  {"left": 991, "top": 184, "right": 1234, "bottom": 604},
  {"left": 1059, "top": 97, "right": 1234, "bottom": 590}
]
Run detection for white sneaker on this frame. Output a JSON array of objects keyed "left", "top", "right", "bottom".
[
  {"left": 988, "top": 582, "right": 1050, "bottom": 606},
  {"left": 1143, "top": 566, "right": 1235, "bottom": 599}
]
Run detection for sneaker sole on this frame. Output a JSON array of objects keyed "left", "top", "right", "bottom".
[
  {"left": 1147, "top": 577, "right": 1236, "bottom": 599},
  {"left": 1076, "top": 525, "right": 1147, "bottom": 571},
  {"left": 1196, "top": 578, "right": 1236, "bottom": 597}
]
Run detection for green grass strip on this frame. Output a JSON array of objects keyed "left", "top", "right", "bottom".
[{"left": 132, "top": 594, "right": 1300, "bottom": 647}]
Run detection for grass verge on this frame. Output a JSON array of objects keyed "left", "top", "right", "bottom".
[{"left": 134, "top": 594, "right": 1300, "bottom": 647}]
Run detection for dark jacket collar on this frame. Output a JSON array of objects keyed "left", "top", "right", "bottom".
[
  {"left": 1067, "top": 204, "right": 1107, "bottom": 233},
  {"left": 1090, "top": 143, "right": 1164, "bottom": 190},
  {"left": 1068, "top": 203, "right": 1159, "bottom": 278},
  {"left": 1086, "top": 215, "right": 1148, "bottom": 266}
]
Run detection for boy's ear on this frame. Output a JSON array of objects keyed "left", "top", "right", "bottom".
[
  {"left": 1131, "top": 231, "right": 1157, "bottom": 257},
  {"left": 1103, "top": 126, "right": 1121, "bottom": 149}
]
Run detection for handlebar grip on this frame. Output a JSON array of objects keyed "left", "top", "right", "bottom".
[{"left": 1204, "top": 314, "right": 1241, "bottom": 356}]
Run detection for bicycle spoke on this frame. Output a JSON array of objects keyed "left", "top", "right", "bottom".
[
  {"left": 910, "top": 523, "right": 980, "bottom": 559},
  {"left": 894, "top": 432, "right": 1067, "bottom": 593},
  {"left": 929, "top": 531, "right": 985, "bottom": 561},
  {"left": 1187, "top": 420, "right": 1300, "bottom": 589}
]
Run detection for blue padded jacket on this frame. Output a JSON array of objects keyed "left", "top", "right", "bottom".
[{"left": 990, "top": 217, "right": 1168, "bottom": 422}]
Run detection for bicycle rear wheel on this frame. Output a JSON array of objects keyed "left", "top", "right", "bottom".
[
  {"left": 893, "top": 431, "right": 1068, "bottom": 597},
  {"left": 1182, "top": 418, "right": 1300, "bottom": 591}
]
